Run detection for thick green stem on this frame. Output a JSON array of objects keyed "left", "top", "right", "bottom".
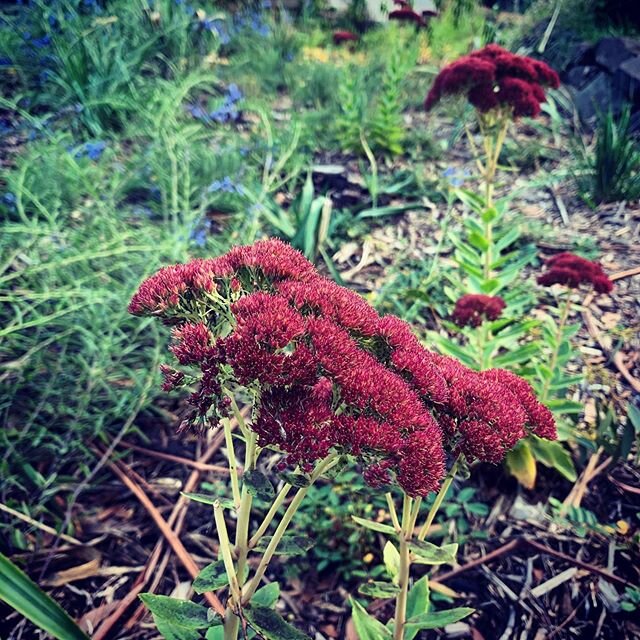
[
  {"left": 393, "top": 494, "right": 413, "bottom": 640},
  {"left": 417, "top": 456, "right": 461, "bottom": 542},
  {"left": 541, "top": 295, "right": 572, "bottom": 402},
  {"left": 241, "top": 454, "right": 339, "bottom": 603}
]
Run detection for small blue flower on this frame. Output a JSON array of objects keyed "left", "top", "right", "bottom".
[
  {"left": 3, "top": 192, "right": 17, "bottom": 208},
  {"left": 75, "top": 140, "right": 107, "bottom": 161}
]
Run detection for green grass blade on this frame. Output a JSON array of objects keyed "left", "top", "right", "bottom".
[{"left": 0, "top": 553, "right": 89, "bottom": 640}]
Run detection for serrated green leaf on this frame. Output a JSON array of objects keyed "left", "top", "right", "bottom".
[
  {"left": 245, "top": 604, "right": 311, "bottom": 640},
  {"left": 253, "top": 535, "right": 314, "bottom": 556},
  {"left": 405, "top": 607, "right": 474, "bottom": 632},
  {"left": 409, "top": 541, "right": 458, "bottom": 565},
  {"left": 350, "top": 598, "right": 393, "bottom": 640},
  {"left": 252, "top": 582, "right": 280, "bottom": 608},
  {"left": 0, "top": 553, "right": 89, "bottom": 640},
  {"left": 280, "top": 472, "right": 310, "bottom": 488},
  {"left": 244, "top": 470, "right": 275, "bottom": 501},
  {"left": 352, "top": 516, "right": 397, "bottom": 535},
  {"left": 358, "top": 581, "right": 400, "bottom": 598},
  {"left": 193, "top": 560, "right": 228, "bottom": 593},
  {"left": 139, "top": 594, "right": 211, "bottom": 629},
  {"left": 156, "top": 619, "right": 201, "bottom": 640}
]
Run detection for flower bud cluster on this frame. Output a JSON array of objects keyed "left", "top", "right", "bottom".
[
  {"left": 130, "top": 239, "right": 556, "bottom": 495},
  {"left": 425, "top": 44, "right": 560, "bottom": 118},
  {"left": 452, "top": 294, "right": 506, "bottom": 328},
  {"left": 537, "top": 252, "right": 613, "bottom": 294}
]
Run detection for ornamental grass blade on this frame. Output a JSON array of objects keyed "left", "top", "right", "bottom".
[{"left": 0, "top": 552, "right": 89, "bottom": 640}]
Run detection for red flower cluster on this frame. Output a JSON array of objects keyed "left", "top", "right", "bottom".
[
  {"left": 389, "top": 7, "right": 426, "bottom": 27},
  {"left": 451, "top": 294, "right": 506, "bottom": 328},
  {"left": 130, "top": 239, "right": 556, "bottom": 496},
  {"left": 537, "top": 252, "right": 614, "bottom": 294},
  {"left": 425, "top": 44, "right": 560, "bottom": 118},
  {"left": 333, "top": 30, "right": 359, "bottom": 45}
]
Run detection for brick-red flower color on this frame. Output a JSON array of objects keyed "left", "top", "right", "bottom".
[
  {"left": 425, "top": 44, "right": 559, "bottom": 118},
  {"left": 537, "top": 252, "right": 613, "bottom": 294},
  {"left": 389, "top": 7, "right": 426, "bottom": 26},
  {"left": 333, "top": 30, "right": 359, "bottom": 44},
  {"left": 129, "top": 238, "right": 556, "bottom": 496},
  {"left": 452, "top": 294, "right": 506, "bottom": 328}
]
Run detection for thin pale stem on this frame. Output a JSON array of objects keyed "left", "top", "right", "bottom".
[
  {"left": 249, "top": 483, "right": 293, "bottom": 548},
  {"left": 477, "top": 322, "right": 492, "bottom": 370},
  {"left": 241, "top": 454, "right": 339, "bottom": 604},
  {"left": 386, "top": 493, "right": 402, "bottom": 533},
  {"left": 418, "top": 456, "right": 461, "bottom": 542},
  {"left": 541, "top": 295, "right": 572, "bottom": 402},
  {"left": 408, "top": 496, "right": 423, "bottom": 535},
  {"left": 393, "top": 495, "right": 413, "bottom": 640},
  {"left": 214, "top": 502, "right": 241, "bottom": 604},
  {"left": 223, "top": 418, "right": 241, "bottom": 508}
]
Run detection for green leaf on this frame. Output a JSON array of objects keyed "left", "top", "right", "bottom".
[
  {"left": 350, "top": 598, "right": 393, "bottom": 640},
  {"left": 529, "top": 437, "right": 577, "bottom": 482},
  {"left": 545, "top": 399, "right": 584, "bottom": 415},
  {"left": 0, "top": 552, "right": 89, "bottom": 640},
  {"left": 244, "top": 470, "right": 275, "bottom": 501},
  {"left": 280, "top": 472, "right": 310, "bottom": 488},
  {"left": 352, "top": 516, "right": 397, "bottom": 535},
  {"left": 252, "top": 583, "right": 280, "bottom": 608},
  {"left": 358, "top": 581, "right": 400, "bottom": 598},
  {"left": 193, "top": 560, "right": 228, "bottom": 593},
  {"left": 626, "top": 403, "right": 640, "bottom": 433},
  {"left": 405, "top": 607, "right": 474, "bottom": 632},
  {"left": 181, "top": 493, "right": 234, "bottom": 508},
  {"left": 245, "top": 604, "right": 312, "bottom": 640},
  {"left": 206, "top": 627, "right": 225, "bottom": 640},
  {"left": 253, "top": 535, "right": 314, "bottom": 556},
  {"left": 405, "top": 577, "right": 430, "bottom": 640},
  {"left": 408, "top": 541, "right": 458, "bottom": 565},
  {"left": 505, "top": 441, "right": 537, "bottom": 489},
  {"left": 467, "top": 231, "right": 489, "bottom": 252},
  {"left": 383, "top": 541, "right": 401, "bottom": 583},
  {"left": 139, "top": 594, "right": 211, "bottom": 630},
  {"left": 480, "top": 206, "right": 498, "bottom": 223},
  {"left": 356, "top": 203, "right": 425, "bottom": 219},
  {"left": 156, "top": 619, "right": 201, "bottom": 640}
]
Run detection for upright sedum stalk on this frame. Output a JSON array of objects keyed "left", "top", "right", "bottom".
[{"left": 394, "top": 494, "right": 413, "bottom": 640}]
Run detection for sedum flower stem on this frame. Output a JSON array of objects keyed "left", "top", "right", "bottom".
[
  {"left": 241, "top": 453, "right": 340, "bottom": 604},
  {"left": 417, "top": 455, "right": 461, "bottom": 542},
  {"left": 394, "top": 494, "right": 413, "bottom": 640}
]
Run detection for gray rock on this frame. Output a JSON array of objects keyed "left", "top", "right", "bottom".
[
  {"left": 595, "top": 37, "right": 636, "bottom": 73},
  {"left": 565, "top": 65, "right": 600, "bottom": 90},
  {"left": 570, "top": 71, "right": 612, "bottom": 121},
  {"left": 620, "top": 56, "right": 640, "bottom": 83}
]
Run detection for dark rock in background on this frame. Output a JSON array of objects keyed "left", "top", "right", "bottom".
[{"left": 564, "top": 37, "right": 640, "bottom": 128}]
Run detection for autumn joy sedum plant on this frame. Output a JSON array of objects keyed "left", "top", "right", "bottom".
[
  {"left": 129, "top": 238, "right": 557, "bottom": 640},
  {"left": 424, "top": 46, "right": 570, "bottom": 485}
]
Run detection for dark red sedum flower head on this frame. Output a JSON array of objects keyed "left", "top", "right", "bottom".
[
  {"left": 425, "top": 44, "right": 559, "bottom": 118},
  {"left": 452, "top": 294, "right": 506, "bottom": 328},
  {"left": 537, "top": 252, "right": 613, "bottom": 294},
  {"left": 333, "top": 30, "right": 359, "bottom": 44},
  {"left": 389, "top": 7, "right": 426, "bottom": 26},
  {"left": 129, "top": 238, "right": 556, "bottom": 496}
]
